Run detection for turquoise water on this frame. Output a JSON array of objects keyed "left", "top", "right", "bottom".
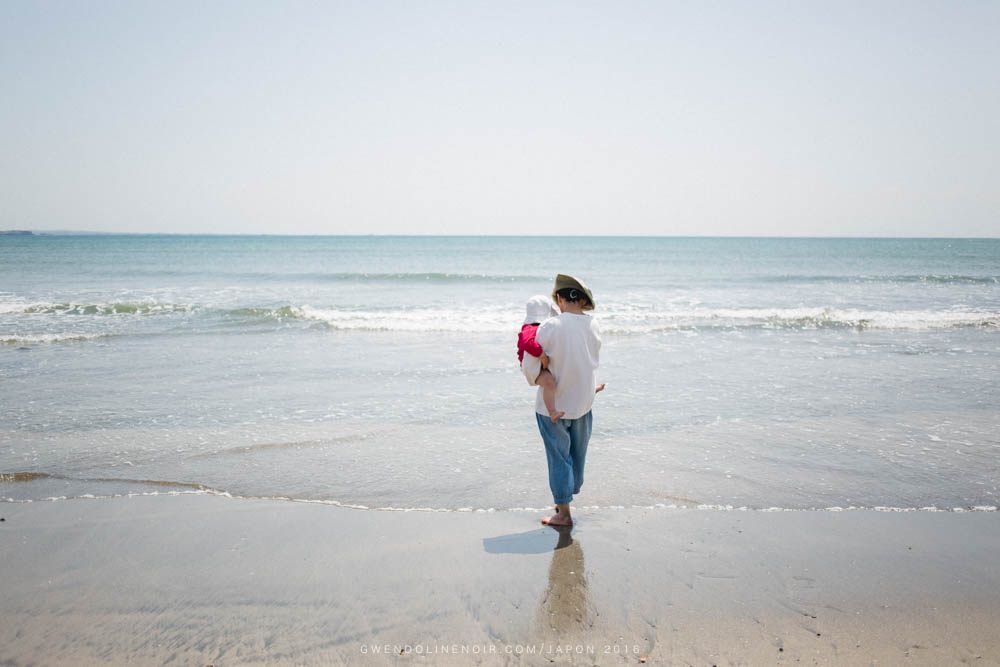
[{"left": 2, "top": 235, "right": 998, "bottom": 511}]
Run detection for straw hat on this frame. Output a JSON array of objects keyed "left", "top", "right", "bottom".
[{"left": 551, "top": 274, "right": 595, "bottom": 310}]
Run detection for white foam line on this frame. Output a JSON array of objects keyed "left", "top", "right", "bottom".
[
  {"left": 4, "top": 493, "right": 997, "bottom": 513},
  {"left": 1, "top": 332, "right": 113, "bottom": 344}
]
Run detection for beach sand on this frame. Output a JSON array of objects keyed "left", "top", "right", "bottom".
[{"left": 1, "top": 496, "right": 998, "bottom": 666}]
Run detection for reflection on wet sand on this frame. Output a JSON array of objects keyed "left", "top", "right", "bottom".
[{"left": 537, "top": 526, "right": 594, "bottom": 639}]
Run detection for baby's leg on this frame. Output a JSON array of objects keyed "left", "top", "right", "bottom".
[{"left": 536, "top": 369, "right": 564, "bottom": 423}]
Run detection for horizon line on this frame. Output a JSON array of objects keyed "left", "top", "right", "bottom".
[{"left": 6, "top": 230, "right": 1000, "bottom": 240}]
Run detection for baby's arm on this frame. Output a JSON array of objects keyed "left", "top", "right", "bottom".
[{"left": 522, "top": 335, "right": 544, "bottom": 358}]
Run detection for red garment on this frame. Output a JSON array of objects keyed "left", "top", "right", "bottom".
[{"left": 517, "top": 324, "right": 544, "bottom": 362}]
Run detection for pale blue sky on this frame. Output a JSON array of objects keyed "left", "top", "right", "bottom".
[{"left": 2, "top": 1, "right": 997, "bottom": 236}]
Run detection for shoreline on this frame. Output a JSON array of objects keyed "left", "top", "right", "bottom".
[
  {"left": 5, "top": 489, "right": 999, "bottom": 513},
  {"left": 1, "top": 494, "right": 999, "bottom": 665}
]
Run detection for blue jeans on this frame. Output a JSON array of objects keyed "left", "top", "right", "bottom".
[{"left": 536, "top": 411, "right": 593, "bottom": 505}]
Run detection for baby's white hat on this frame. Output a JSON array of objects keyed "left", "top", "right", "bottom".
[{"left": 523, "top": 295, "right": 559, "bottom": 325}]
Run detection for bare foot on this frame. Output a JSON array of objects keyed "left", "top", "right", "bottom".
[
  {"left": 541, "top": 513, "right": 573, "bottom": 527},
  {"left": 595, "top": 383, "right": 606, "bottom": 393},
  {"left": 549, "top": 410, "right": 565, "bottom": 423}
]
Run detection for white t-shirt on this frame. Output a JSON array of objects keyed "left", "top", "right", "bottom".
[{"left": 534, "top": 312, "right": 601, "bottom": 419}]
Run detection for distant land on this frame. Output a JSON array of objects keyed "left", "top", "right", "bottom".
[{"left": 0, "top": 230, "right": 34, "bottom": 235}]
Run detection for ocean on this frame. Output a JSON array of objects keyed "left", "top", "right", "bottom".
[{"left": 2, "top": 235, "right": 998, "bottom": 512}]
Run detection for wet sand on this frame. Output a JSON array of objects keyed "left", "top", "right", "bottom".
[{"left": 1, "top": 496, "right": 998, "bottom": 666}]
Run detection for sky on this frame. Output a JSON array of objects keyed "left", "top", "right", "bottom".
[{"left": 1, "top": 1, "right": 998, "bottom": 236}]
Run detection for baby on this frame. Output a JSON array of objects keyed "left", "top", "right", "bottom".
[{"left": 518, "top": 295, "right": 564, "bottom": 422}]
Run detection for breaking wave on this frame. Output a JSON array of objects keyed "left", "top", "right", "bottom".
[
  {"left": 247, "top": 305, "right": 1000, "bottom": 333},
  {"left": 598, "top": 306, "right": 1000, "bottom": 333},
  {"left": 1, "top": 332, "right": 113, "bottom": 345},
  {"left": 760, "top": 274, "right": 999, "bottom": 285},
  {"left": 0, "top": 301, "right": 193, "bottom": 316},
  {"left": 4, "top": 299, "right": 998, "bottom": 334}
]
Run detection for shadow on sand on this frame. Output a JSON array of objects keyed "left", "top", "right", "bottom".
[{"left": 483, "top": 525, "right": 594, "bottom": 637}]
